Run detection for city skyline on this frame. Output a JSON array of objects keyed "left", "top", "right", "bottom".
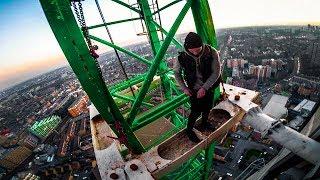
[
  {"left": 0, "top": 20, "right": 319, "bottom": 179},
  {"left": 1, "top": 0, "right": 320, "bottom": 91}
]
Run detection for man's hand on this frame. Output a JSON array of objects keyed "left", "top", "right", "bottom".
[
  {"left": 183, "top": 88, "right": 192, "bottom": 96},
  {"left": 197, "top": 87, "right": 206, "bottom": 98}
]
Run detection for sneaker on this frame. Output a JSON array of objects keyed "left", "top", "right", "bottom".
[
  {"left": 200, "top": 122, "right": 215, "bottom": 131},
  {"left": 186, "top": 130, "right": 201, "bottom": 143}
]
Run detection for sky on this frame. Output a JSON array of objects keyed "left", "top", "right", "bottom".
[{"left": 0, "top": 0, "right": 319, "bottom": 91}]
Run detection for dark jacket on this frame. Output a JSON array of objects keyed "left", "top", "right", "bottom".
[{"left": 176, "top": 44, "right": 221, "bottom": 91}]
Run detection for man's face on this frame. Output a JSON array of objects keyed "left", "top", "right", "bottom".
[{"left": 188, "top": 46, "right": 202, "bottom": 56}]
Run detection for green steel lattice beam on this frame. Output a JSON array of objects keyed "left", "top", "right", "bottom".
[
  {"left": 39, "top": 0, "right": 145, "bottom": 153},
  {"left": 88, "top": 17, "right": 141, "bottom": 30},
  {"left": 127, "top": 0, "right": 192, "bottom": 124},
  {"left": 40, "top": 0, "right": 220, "bottom": 157},
  {"left": 89, "top": 35, "right": 152, "bottom": 65}
]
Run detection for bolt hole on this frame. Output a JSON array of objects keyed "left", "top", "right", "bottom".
[
  {"left": 110, "top": 173, "right": 118, "bottom": 179},
  {"left": 130, "top": 164, "right": 138, "bottom": 171},
  {"left": 79, "top": 55, "right": 84, "bottom": 61},
  {"left": 84, "top": 65, "right": 88, "bottom": 71}
]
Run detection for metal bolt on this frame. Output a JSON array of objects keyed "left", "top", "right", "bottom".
[
  {"left": 110, "top": 173, "right": 118, "bottom": 179},
  {"left": 130, "top": 164, "right": 138, "bottom": 171}
]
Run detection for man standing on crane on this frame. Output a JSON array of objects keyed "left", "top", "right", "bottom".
[{"left": 174, "top": 32, "right": 221, "bottom": 143}]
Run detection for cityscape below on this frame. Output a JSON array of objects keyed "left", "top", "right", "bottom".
[{"left": 0, "top": 25, "right": 320, "bottom": 179}]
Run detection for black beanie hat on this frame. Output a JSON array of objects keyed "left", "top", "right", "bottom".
[{"left": 184, "top": 32, "right": 203, "bottom": 50}]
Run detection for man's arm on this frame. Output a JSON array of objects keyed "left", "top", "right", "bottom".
[
  {"left": 173, "top": 59, "right": 188, "bottom": 91},
  {"left": 202, "top": 47, "right": 221, "bottom": 91}
]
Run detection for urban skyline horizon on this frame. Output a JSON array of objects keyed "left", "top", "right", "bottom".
[
  {"left": 1, "top": 24, "right": 317, "bottom": 92},
  {"left": 2, "top": 0, "right": 320, "bottom": 91}
]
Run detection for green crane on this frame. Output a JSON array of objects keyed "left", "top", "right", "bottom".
[{"left": 39, "top": 0, "right": 219, "bottom": 156}]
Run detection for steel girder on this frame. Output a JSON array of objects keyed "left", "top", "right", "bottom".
[{"left": 39, "top": 0, "right": 219, "bottom": 156}]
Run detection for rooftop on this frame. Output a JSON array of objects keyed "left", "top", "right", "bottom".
[
  {"left": 263, "top": 94, "right": 288, "bottom": 120},
  {"left": 293, "top": 99, "right": 316, "bottom": 116},
  {"left": 69, "top": 95, "right": 84, "bottom": 108}
]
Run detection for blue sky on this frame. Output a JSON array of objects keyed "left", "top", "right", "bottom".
[
  {"left": 0, "top": 0, "right": 64, "bottom": 90},
  {"left": 0, "top": 1, "right": 63, "bottom": 62},
  {"left": 0, "top": 0, "right": 319, "bottom": 91}
]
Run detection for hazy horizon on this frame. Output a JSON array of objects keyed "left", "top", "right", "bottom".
[
  {"left": 1, "top": 0, "right": 320, "bottom": 91},
  {"left": 0, "top": 24, "right": 314, "bottom": 92}
]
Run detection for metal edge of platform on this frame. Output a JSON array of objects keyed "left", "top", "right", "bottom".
[
  {"left": 140, "top": 85, "right": 260, "bottom": 178},
  {"left": 141, "top": 101, "right": 242, "bottom": 178}
]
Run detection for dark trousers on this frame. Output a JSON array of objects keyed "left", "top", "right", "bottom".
[{"left": 187, "top": 90, "right": 214, "bottom": 131}]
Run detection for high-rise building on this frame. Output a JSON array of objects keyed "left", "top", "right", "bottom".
[
  {"left": 68, "top": 95, "right": 89, "bottom": 117},
  {"left": 240, "top": 59, "right": 247, "bottom": 68},
  {"left": 18, "top": 134, "right": 39, "bottom": 150},
  {"left": 0, "top": 146, "right": 32, "bottom": 171},
  {"left": 29, "top": 115, "right": 61, "bottom": 139},
  {"left": 227, "top": 59, "right": 248, "bottom": 69},
  {"left": 309, "top": 42, "right": 320, "bottom": 65},
  {"left": 258, "top": 65, "right": 265, "bottom": 80},
  {"left": 249, "top": 65, "right": 255, "bottom": 75},
  {"left": 227, "top": 59, "right": 232, "bottom": 68},
  {"left": 261, "top": 59, "right": 284, "bottom": 72},
  {"left": 252, "top": 66, "right": 259, "bottom": 77},
  {"left": 248, "top": 64, "right": 272, "bottom": 81},
  {"left": 266, "top": 65, "right": 272, "bottom": 78},
  {"left": 232, "top": 67, "right": 240, "bottom": 78}
]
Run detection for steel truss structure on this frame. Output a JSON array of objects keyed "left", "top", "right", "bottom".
[{"left": 40, "top": 0, "right": 220, "bottom": 178}]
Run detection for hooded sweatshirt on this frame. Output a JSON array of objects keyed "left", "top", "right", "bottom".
[{"left": 174, "top": 44, "right": 221, "bottom": 92}]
